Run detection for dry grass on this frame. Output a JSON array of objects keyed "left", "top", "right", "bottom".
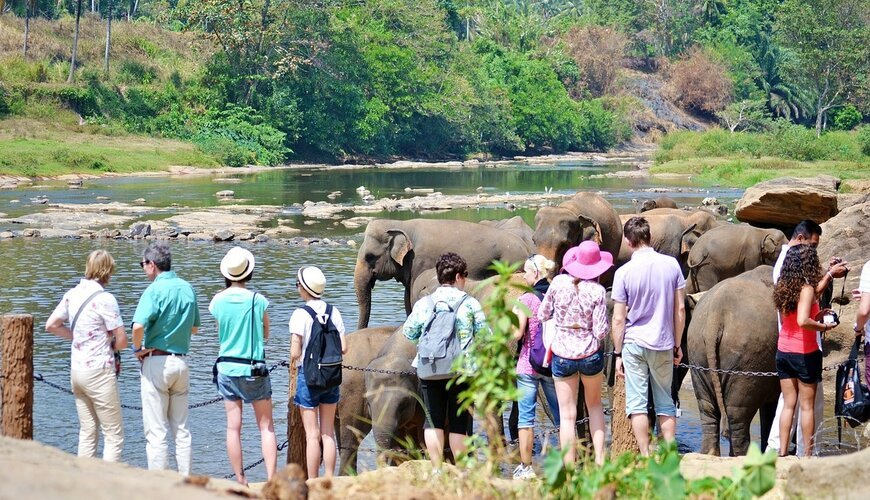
[{"left": 0, "top": 13, "right": 212, "bottom": 83}]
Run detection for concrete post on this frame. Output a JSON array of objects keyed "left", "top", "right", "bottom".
[
  {"left": 1, "top": 314, "right": 34, "bottom": 439},
  {"left": 286, "top": 362, "right": 307, "bottom": 475}
]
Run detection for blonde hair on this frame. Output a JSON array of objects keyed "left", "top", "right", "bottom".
[
  {"left": 525, "top": 254, "right": 556, "bottom": 279},
  {"left": 84, "top": 250, "right": 116, "bottom": 284}
]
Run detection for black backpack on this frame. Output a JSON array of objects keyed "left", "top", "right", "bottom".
[
  {"left": 302, "top": 304, "right": 343, "bottom": 390},
  {"left": 835, "top": 337, "right": 870, "bottom": 438}
]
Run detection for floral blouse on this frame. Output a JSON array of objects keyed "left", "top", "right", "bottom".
[
  {"left": 538, "top": 274, "right": 609, "bottom": 360},
  {"left": 50, "top": 279, "right": 124, "bottom": 371}
]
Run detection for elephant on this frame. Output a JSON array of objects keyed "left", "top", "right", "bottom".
[
  {"left": 364, "top": 328, "right": 426, "bottom": 465},
  {"left": 617, "top": 213, "right": 702, "bottom": 273},
  {"left": 532, "top": 192, "right": 622, "bottom": 284},
  {"left": 354, "top": 218, "right": 531, "bottom": 328},
  {"left": 480, "top": 216, "right": 536, "bottom": 254},
  {"left": 687, "top": 265, "right": 780, "bottom": 456},
  {"left": 638, "top": 196, "right": 678, "bottom": 212},
  {"left": 687, "top": 225, "right": 788, "bottom": 293},
  {"left": 641, "top": 208, "right": 722, "bottom": 234},
  {"left": 336, "top": 325, "right": 397, "bottom": 474}
]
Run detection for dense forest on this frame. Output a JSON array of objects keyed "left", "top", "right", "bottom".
[{"left": 0, "top": 0, "right": 867, "bottom": 166}]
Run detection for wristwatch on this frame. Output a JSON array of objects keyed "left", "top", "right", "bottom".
[{"left": 613, "top": 352, "right": 622, "bottom": 358}]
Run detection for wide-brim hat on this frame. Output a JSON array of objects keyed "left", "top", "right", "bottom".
[
  {"left": 562, "top": 240, "right": 613, "bottom": 280},
  {"left": 297, "top": 266, "right": 326, "bottom": 298},
  {"left": 220, "top": 247, "right": 255, "bottom": 281}
]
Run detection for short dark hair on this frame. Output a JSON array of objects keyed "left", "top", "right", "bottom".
[
  {"left": 792, "top": 220, "right": 822, "bottom": 240},
  {"left": 225, "top": 271, "right": 253, "bottom": 289},
  {"left": 435, "top": 252, "right": 468, "bottom": 285},
  {"left": 623, "top": 217, "right": 651, "bottom": 247},
  {"left": 143, "top": 242, "right": 171, "bottom": 272}
]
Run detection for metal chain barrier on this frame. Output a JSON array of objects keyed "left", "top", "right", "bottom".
[{"left": 223, "top": 440, "right": 290, "bottom": 480}]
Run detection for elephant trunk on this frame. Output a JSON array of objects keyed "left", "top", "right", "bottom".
[{"left": 354, "top": 259, "right": 374, "bottom": 329}]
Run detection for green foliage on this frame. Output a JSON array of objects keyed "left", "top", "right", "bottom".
[
  {"left": 859, "top": 126, "right": 870, "bottom": 156},
  {"left": 0, "top": 84, "right": 9, "bottom": 118},
  {"left": 540, "top": 441, "right": 777, "bottom": 499},
  {"left": 192, "top": 106, "right": 288, "bottom": 167},
  {"left": 832, "top": 105, "right": 863, "bottom": 131},
  {"left": 117, "top": 60, "right": 159, "bottom": 85}
]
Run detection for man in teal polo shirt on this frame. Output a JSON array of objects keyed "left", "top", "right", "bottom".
[{"left": 132, "top": 242, "right": 200, "bottom": 475}]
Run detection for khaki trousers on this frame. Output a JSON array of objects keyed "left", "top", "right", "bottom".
[{"left": 70, "top": 367, "right": 124, "bottom": 461}]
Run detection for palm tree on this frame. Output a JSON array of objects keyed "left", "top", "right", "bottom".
[
  {"left": 753, "top": 33, "right": 813, "bottom": 121},
  {"left": 23, "top": 0, "right": 37, "bottom": 58}
]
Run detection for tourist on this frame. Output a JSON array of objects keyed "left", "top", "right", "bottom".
[
  {"left": 855, "top": 262, "right": 870, "bottom": 372},
  {"left": 132, "top": 242, "right": 200, "bottom": 475},
  {"left": 539, "top": 242, "right": 611, "bottom": 466},
  {"left": 612, "top": 217, "right": 686, "bottom": 456},
  {"left": 402, "top": 252, "right": 487, "bottom": 470},
  {"left": 210, "top": 247, "right": 276, "bottom": 485},
  {"left": 289, "top": 266, "right": 346, "bottom": 478},
  {"left": 773, "top": 244, "right": 837, "bottom": 457},
  {"left": 768, "top": 219, "right": 848, "bottom": 456},
  {"left": 512, "top": 254, "right": 560, "bottom": 479},
  {"left": 46, "top": 249, "right": 128, "bottom": 462}
]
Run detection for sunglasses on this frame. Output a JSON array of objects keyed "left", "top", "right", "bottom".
[{"left": 138, "top": 260, "right": 149, "bottom": 268}]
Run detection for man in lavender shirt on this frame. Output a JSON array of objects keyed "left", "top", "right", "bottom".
[{"left": 612, "top": 216, "right": 686, "bottom": 456}]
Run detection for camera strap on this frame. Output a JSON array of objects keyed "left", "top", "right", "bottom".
[{"left": 212, "top": 291, "right": 265, "bottom": 384}]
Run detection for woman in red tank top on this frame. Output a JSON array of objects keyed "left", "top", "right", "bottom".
[{"left": 772, "top": 244, "right": 838, "bottom": 457}]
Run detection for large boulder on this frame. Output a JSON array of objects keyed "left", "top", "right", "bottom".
[
  {"left": 735, "top": 175, "right": 840, "bottom": 227},
  {"left": 818, "top": 199, "right": 870, "bottom": 288}
]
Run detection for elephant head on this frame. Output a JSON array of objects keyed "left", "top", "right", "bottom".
[
  {"left": 760, "top": 231, "right": 787, "bottom": 265},
  {"left": 355, "top": 222, "right": 414, "bottom": 329},
  {"left": 533, "top": 207, "right": 602, "bottom": 276}
]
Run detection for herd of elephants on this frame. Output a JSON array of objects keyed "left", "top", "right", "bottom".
[{"left": 336, "top": 191, "right": 793, "bottom": 473}]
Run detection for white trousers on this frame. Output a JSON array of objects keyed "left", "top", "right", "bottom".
[
  {"left": 71, "top": 367, "right": 124, "bottom": 461},
  {"left": 767, "top": 380, "right": 824, "bottom": 456},
  {"left": 141, "top": 355, "right": 191, "bottom": 475}
]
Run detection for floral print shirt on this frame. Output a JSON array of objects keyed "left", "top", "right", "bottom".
[
  {"left": 50, "top": 279, "right": 124, "bottom": 371},
  {"left": 538, "top": 274, "right": 609, "bottom": 360},
  {"left": 403, "top": 286, "right": 487, "bottom": 349}
]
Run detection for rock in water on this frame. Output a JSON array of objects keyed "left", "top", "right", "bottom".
[
  {"left": 215, "top": 190, "right": 235, "bottom": 199},
  {"left": 213, "top": 230, "right": 235, "bottom": 242},
  {"left": 735, "top": 176, "right": 839, "bottom": 227},
  {"left": 130, "top": 223, "right": 152, "bottom": 238},
  {"left": 262, "top": 463, "right": 308, "bottom": 500}
]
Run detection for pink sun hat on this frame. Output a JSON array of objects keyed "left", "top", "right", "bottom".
[{"left": 561, "top": 240, "right": 613, "bottom": 280}]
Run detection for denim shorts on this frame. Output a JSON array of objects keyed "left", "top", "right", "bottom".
[
  {"left": 551, "top": 350, "right": 605, "bottom": 379},
  {"left": 776, "top": 350, "right": 822, "bottom": 384},
  {"left": 517, "top": 373, "right": 560, "bottom": 428},
  {"left": 216, "top": 372, "right": 272, "bottom": 404},
  {"left": 293, "top": 370, "right": 340, "bottom": 409},
  {"left": 622, "top": 343, "right": 676, "bottom": 417}
]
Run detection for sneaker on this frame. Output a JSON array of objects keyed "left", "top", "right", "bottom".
[{"left": 513, "top": 464, "right": 537, "bottom": 480}]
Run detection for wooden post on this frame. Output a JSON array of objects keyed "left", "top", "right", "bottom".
[
  {"left": 1, "top": 314, "right": 34, "bottom": 439},
  {"left": 286, "top": 362, "right": 307, "bottom": 475},
  {"left": 609, "top": 377, "right": 639, "bottom": 457}
]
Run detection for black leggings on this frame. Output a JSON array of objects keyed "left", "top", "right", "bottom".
[{"left": 420, "top": 379, "right": 473, "bottom": 435}]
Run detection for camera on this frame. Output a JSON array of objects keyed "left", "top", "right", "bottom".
[
  {"left": 251, "top": 362, "right": 269, "bottom": 377},
  {"left": 824, "top": 311, "right": 840, "bottom": 326}
]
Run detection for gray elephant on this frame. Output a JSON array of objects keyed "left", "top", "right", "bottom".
[
  {"left": 617, "top": 213, "right": 702, "bottom": 273},
  {"left": 336, "top": 325, "right": 397, "bottom": 474},
  {"left": 688, "top": 266, "right": 780, "bottom": 456},
  {"left": 533, "top": 192, "right": 622, "bottom": 283},
  {"left": 638, "top": 196, "right": 678, "bottom": 212},
  {"left": 687, "top": 225, "right": 788, "bottom": 293},
  {"left": 354, "top": 218, "right": 531, "bottom": 328},
  {"left": 409, "top": 267, "right": 527, "bottom": 310},
  {"left": 480, "top": 216, "right": 536, "bottom": 254},
  {"left": 364, "top": 329, "right": 426, "bottom": 465},
  {"left": 642, "top": 207, "right": 722, "bottom": 233}
]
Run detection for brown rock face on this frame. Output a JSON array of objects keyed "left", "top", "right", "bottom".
[
  {"left": 785, "top": 447, "right": 870, "bottom": 499},
  {"left": 262, "top": 463, "right": 308, "bottom": 500},
  {"left": 735, "top": 176, "right": 840, "bottom": 227}
]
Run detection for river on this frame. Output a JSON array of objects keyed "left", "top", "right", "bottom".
[{"left": 0, "top": 159, "right": 765, "bottom": 481}]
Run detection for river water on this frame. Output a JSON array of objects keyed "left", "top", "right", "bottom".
[{"left": 0, "top": 159, "right": 761, "bottom": 481}]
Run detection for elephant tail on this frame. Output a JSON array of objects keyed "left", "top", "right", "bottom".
[
  {"left": 686, "top": 249, "right": 709, "bottom": 294},
  {"left": 705, "top": 322, "right": 730, "bottom": 447}
]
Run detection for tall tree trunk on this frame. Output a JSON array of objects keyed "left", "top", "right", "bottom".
[
  {"left": 104, "top": 0, "right": 112, "bottom": 75},
  {"left": 22, "top": 2, "right": 31, "bottom": 58},
  {"left": 68, "top": 0, "right": 83, "bottom": 83}
]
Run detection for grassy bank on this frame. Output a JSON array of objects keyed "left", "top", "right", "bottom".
[
  {"left": 0, "top": 117, "right": 217, "bottom": 176},
  {"left": 651, "top": 128, "right": 870, "bottom": 187}
]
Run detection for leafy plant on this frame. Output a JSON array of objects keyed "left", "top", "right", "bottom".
[{"left": 831, "top": 105, "right": 862, "bottom": 131}]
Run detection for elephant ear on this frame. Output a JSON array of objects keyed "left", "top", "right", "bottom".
[
  {"left": 680, "top": 223, "right": 700, "bottom": 255},
  {"left": 387, "top": 229, "right": 413, "bottom": 265},
  {"left": 577, "top": 214, "right": 603, "bottom": 246},
  {"left": 760, "top": 233, "right": 778, "bottom": 263}
]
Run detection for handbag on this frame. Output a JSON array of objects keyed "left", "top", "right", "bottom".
[{"left": 835, "top": 337, "right": 870, "bottom": 440}]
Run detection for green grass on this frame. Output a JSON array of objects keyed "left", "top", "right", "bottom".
[
  {"left": 652, "top": 127, "right": 870, "bottom": 187},
  {"left": 0, "top": 118, "right": 218, "bottom": 176}
]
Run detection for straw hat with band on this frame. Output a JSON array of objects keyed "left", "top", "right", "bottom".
[
  {"left": 220, "top": 247, "right": 255, "bottom": 282},
  {"left": 561, "top": 240, "right": 613, "bottom": 280},
  {"left": 297, "top": 266, "right": 326, "bottom": 298}
]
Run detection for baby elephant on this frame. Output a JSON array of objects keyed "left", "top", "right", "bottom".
[{"left": 639, "top": 196, "right": 678, "bottom": 213}]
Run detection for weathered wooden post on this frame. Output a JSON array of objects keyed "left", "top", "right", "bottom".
[
  {"left": 286, "top": 361, "right": 307, "bottom": 475},
  {"left": 1, "top": 314, "right": 34, "bottom": 439},
  {"left": 609, "top": 377, "right": 640, "bottom": 457}
]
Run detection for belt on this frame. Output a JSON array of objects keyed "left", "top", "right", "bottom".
[{"left": 148, "top": 349, "right": 187, "bottom": 357}]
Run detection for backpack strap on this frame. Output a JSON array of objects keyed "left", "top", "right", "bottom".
[
  {"left": 303, "top": 303, "right": 332, "bottom": 324},
  {"left": 71, "top": 290, "right": 106, "bottom": 336}
]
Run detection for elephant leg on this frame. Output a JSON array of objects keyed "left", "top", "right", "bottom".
[
  {"left": 691, "top": 371, "right": 722, "bottom": 456},
  {"left": 759, "top": 401, "right": 778, "bottom": 453},
  {"left": 338, "top": 416, "right": 371, "bottom": 475},
  {"left": 724, "top": 405, "right": 755, "bottom": 456}
]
